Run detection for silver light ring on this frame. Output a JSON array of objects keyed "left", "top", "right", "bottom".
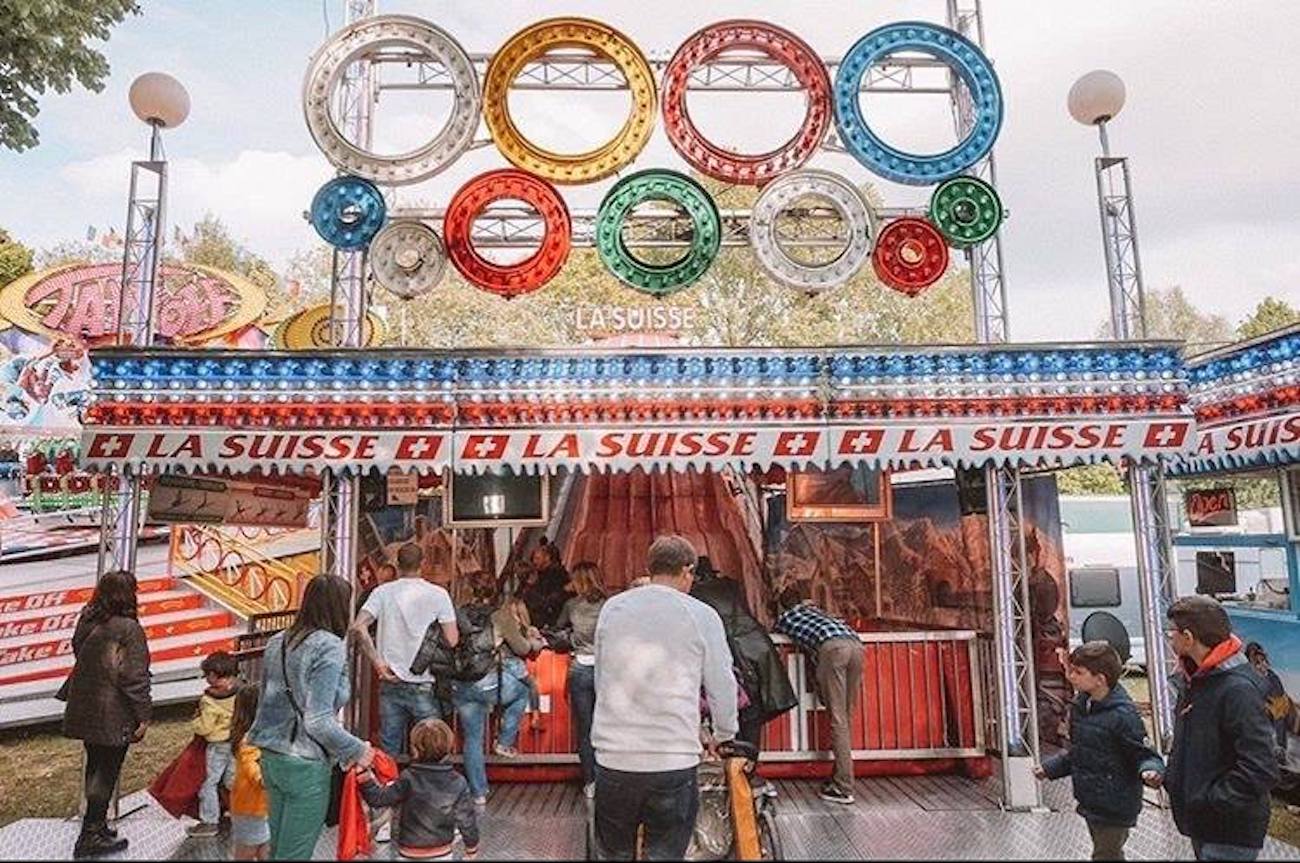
[
  {"left": 369, "top": 220, "right": 447, "bottom": 299},
  {"left": 303, "top": 15, "right": 480, "bottom": 185},
  {"left": 749, "top": 169, "right": 875, "bottom": 291}
]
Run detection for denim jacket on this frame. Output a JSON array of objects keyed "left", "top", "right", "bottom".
[{"left": 248, "top": 630, "right": 366, "bottom": 766}]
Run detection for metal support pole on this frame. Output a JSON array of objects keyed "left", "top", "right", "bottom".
[
  {"left": 1091, "top": 118, "right": 1178, "bottom": 754},
  {"left": 947, "top": 0, "right": 1041, "bottom": 810},
  {"left": 321, "top": 0, "right": 377, "bottom": 737}
]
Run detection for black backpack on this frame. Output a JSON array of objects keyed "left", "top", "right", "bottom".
[{"left": 410, "top": 604, "right": 499, "bottom": 682}]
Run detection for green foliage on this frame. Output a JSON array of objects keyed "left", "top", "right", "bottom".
[
  {"left": 176, "top": 214, "right": 276, "bottom": 291},
  {"left": 0, "top": 226, "right": 34, "bottom": 288},
  {"left": 1237, "top": 296, "right": 1300, "bottom": 341},
  {"left": 1055, "top": 464, "right": 1125, "bottom": 496},
  {"left": 0, "top": 0, "right": 139, "bottom": 150},
  {"left": 1095, "top": 285, "right": 1234, "bottom": 351}
]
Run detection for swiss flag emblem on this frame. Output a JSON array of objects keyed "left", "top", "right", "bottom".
[
  {"left": 460, "top": 434, "right": 509, "bottom": 460},
  {"left": 86, "top": 433, "right": 135, "bottom": 459},
  {"left": 395, "top": 434, "right": 444, "bottom": 461},
  {"left": 1143, "top": 422, "right": 1189, "bottom": 448},
  {"left": 773, "top": 431, "right": 820, "bottom": 457}
]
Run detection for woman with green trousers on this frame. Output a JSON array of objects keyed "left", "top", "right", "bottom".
[{"left": 248, "top": 575, "right": 373, "bottom": 859}]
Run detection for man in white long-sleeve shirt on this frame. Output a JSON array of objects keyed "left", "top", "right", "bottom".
[{"left": 591, "top": 534, "right": 738, "bottom": 860}]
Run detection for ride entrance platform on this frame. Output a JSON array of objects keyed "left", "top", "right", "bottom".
[{"left": 3, "top": 776, "right": 1297, "bottom": 860}]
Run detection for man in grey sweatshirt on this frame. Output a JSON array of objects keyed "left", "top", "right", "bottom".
[{"left": 591, "top": 534, "right": 739, "bottom": 860}]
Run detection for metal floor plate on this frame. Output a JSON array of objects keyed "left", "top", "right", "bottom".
[{"left": 3, "top": 778, "right": 1298, "bottom": 861}]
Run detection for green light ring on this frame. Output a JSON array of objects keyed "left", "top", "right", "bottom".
[
  {"left": 595, "top": 170, "right": 722, "bottom": 296},
  {"left": 928, "top": 176, "right": 1003, "bottom": 247}
]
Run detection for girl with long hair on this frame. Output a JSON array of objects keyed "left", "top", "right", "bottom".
[
  {"left": 556, "top": 561, "right": 608, "bottom": 797},
  {"left": 247, "top": 575, "right": 372, "bottom": 859},
  {"left": 228, "top": 684, "right": 269, "bottom": 860},
  {"left": 61, "top": 570, "right": 151, "bottom": 859}
]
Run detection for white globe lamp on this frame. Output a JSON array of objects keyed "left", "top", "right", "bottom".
[
  {"left": 1068, "top": 70, "right": 1125, "bottom": 126},
  {"left": 128, "top": 72, "right": 190, "bottom": 129}
]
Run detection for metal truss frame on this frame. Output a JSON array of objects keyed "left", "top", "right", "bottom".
[
  {"left": 391, "top": 205, "right": 925, "bottom": 250},
  {"left": 943, "top": 0, "right": 1038, "bottom": 810},
  {"left": 1094, "top": 123, "right": 1178, "bottom": 752},
  {"left": 373, "top": 51, "right": 952, "bottom": 94}
]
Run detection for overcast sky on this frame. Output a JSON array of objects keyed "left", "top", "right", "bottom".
[{"left": 1, "top": 0, "right": 1297, "bottom": 342}]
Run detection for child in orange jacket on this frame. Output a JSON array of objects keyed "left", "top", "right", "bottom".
[{"left": 228, "top": 684, "right": 268, "bottom": 861}]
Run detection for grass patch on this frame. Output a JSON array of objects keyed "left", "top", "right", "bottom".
[{"left": 0, "top": 701, "right": 196, "bottom": 828}]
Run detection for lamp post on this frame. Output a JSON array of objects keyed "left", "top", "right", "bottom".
[{"left": 1069, "top": 70, "right": 1178, "bottom": 753}]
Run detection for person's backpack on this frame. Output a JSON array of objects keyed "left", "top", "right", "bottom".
[{"left": 410, "top": 604, "right": 499, "bottom": 682}]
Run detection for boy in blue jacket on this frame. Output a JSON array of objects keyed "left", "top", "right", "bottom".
[{"left": 1034, "top": 641, "right": 1164, "bottom": 861}]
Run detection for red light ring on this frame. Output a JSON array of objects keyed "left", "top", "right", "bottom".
[
  {"left": 444, "top": 169, "right": 572, "bottom": 298},
  {"left": 662, "top": 21, "right": 832, "bottom": 184},
  {"left": 872, "top": 218, "right": 950, "bottom": 295}
]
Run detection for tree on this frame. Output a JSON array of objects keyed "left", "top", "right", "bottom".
[
  {"left": 175, "top": 214, "right": 276, "bottom": 291},
  {"left": 0, "top": 0, "right": 139, "bottom": 151},
  {"left": 1237, "top": 296, "right": 1300, "bottom": 341},
  {"left": 0, "top": 226, "right": 33, "bottom": 288},
  {"left": 1095, "top": 285, "right": 1234, "bottom": 351},
  {"left": 1055, "top": 464, "right": 1124, "bottom": 496}
]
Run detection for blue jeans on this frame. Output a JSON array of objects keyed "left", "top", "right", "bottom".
[
  {"left": 568, "top": 662, "right": 597, "bottom": 785},
  {"left": 452, "top": 664, "right": 530, "bottom": 798},
  {"left": 379, "top": 680, "right": 439, "bottom": 757},
  {"left": 199, "top": 741, "right": 234, "bottom": 824},
  {"left": 1192, "top": 840, "right": 1260, "bottom": 861}
]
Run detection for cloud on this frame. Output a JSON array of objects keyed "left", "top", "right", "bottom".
[{"left": 60, "top": 148, "right": 333, "bottom": 267}]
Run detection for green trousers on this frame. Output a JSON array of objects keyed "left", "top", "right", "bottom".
[{"left": 261, "top": 752, "right": 332, "bottom": 861}]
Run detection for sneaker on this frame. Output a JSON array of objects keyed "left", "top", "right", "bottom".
[
  {"left": 583, "top": 782, "right": 596, "bottom": 799},
  {"left": 186, "top": 822, "right": 220, "bottom": 838},
  {"left": 493, "top": 743, "right": 519, "bottom": 758},
  {"left": 473, "top": 795, "right": 488, "bottom": 808},
  {"left": 373, "top": 819, "right": 392, "bottom": 844},
  {"left": 819, "top": 785, "right": 855, "bottom": 805}
]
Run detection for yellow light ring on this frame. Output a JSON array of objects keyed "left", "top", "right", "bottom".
[
  {"left": 275, "top": 303, "right": 386, "bottom": 349},
  {"left": 483, "top": 18, "right": 657, "bottom": 184}
]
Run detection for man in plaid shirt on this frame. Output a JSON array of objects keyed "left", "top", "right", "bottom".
[{"left": 773, "top": 584, "right": 863, "bottom": 805}]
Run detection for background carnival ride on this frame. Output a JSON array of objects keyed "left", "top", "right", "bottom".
[{"left": 65, "top": 1, "right": 1211, "bottom": 807}]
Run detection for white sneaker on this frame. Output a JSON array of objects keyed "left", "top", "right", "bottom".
[
  {"left": 583, "top": 782, "right": 596, "bottom": 799},
  {"left": 373, "top": 820, "right": 391, "bottom": 844}
]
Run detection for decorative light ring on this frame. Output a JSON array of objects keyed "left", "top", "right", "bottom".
[
  {"left": 444, "top": 169, "right": 572, "bottom": 298},
  {"left": 872, "top": 217, "right": 949, "bottom": 295},
  {"left": 483, "top": 18, "right": 657, "bottom": 184},
  {"left": 662, "top": 21, "right": 832, "bottom": 184},
  {"left": 834, "top": 22, "right": 1003, "bottom": 185},
  {"left": 750, "top": 169, "right": 875, "bottom": 291},
  {"left": 303, "top": 15, "right": 479, "bottom": 185},
  {"left": 370, "top": 220, "right": 447, "bottom": 299},
  {"left": 595, "top": 169, "right": 722, "bottom": 296},
  {"left": 928, "top": 176, "right": 1003, "bottom": 247},
  {"left": 309, "top": 176, "right": 387, "bottom": 249}
]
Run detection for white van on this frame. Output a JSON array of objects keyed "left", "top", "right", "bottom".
[{"left": 1060, "top": 496, "right": 1149, "bottom": 667}]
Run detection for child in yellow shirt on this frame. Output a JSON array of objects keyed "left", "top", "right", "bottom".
[
  {"left": 228, "top": 684, "right": 268, "bottom": 860},
  {"left": 188, "top": 651, "right": 239, "bottom": 839}
]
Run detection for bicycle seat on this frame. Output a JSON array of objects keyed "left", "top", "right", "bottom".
[{"left": 717, "top": 739, "right": 760, "bottom": 762}]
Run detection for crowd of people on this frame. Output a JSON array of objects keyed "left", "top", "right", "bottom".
[{"left": 55, "top": 540, "right": 1295, "bottom": 861}]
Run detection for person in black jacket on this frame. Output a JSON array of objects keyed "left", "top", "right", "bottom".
[
  {"left": 689, "top": 557, "right": 796, "bottom": 747},
  {"left": 1163, "top": 596, "right": 1279, "bottom": 861},
  {"left": 1034, "top": 641, "right": 1164, "bottom": 861},
  {"left": 61, "top": 569, "right": 152, "bottom": 860},
  {"left": 358, "top": 718, "right": 480, "bottom": 859}
]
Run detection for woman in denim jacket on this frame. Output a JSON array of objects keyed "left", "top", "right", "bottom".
[{"left": 249, "top": 575, "right": 373, "bottom": 860}]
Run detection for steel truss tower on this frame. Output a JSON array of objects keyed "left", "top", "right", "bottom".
[
  {"left": 1094, "top": 121, "right": 1178, "bottom": 752},
  {"left": 946, "top": 0, "right": 1041, "bottom": 810}
]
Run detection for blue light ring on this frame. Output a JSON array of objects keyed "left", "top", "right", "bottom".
[
  {"left": 833, "top": 22, "right": 1003, "bottom": 185},
  {"left": 310, "top": 176, "right": 388, "bottom": 249}
]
